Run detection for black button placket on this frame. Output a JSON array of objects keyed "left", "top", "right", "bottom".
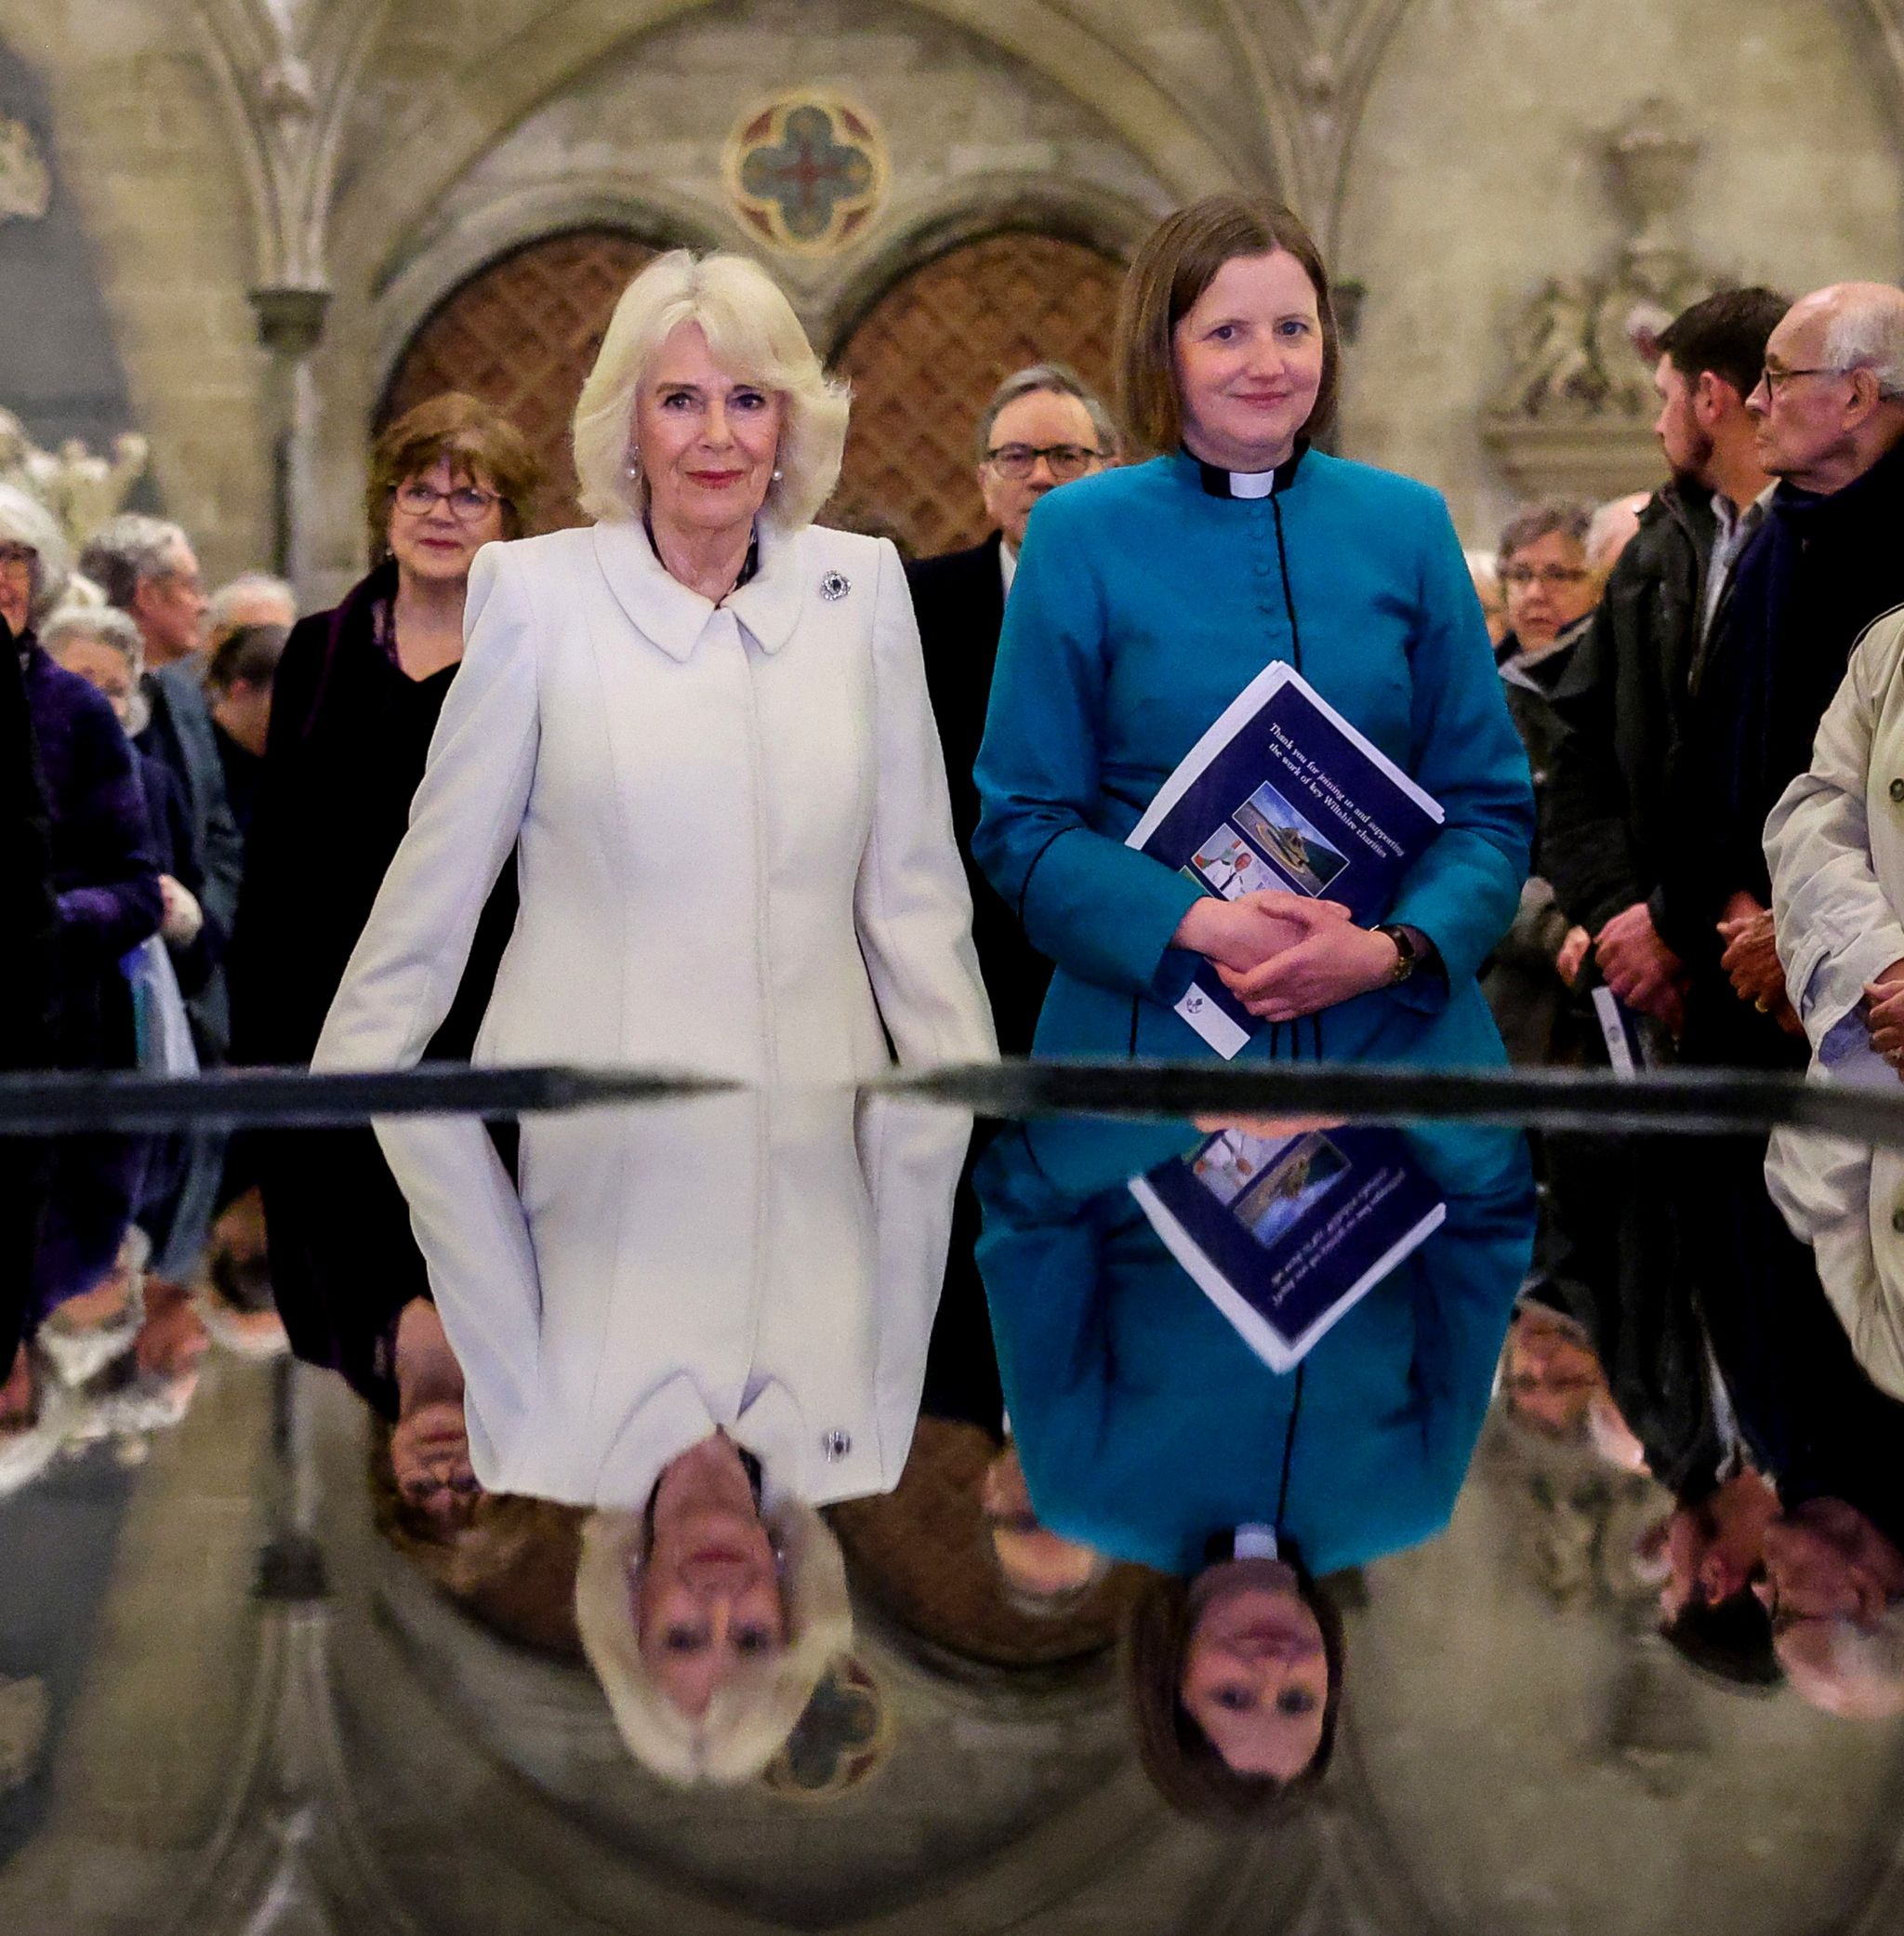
[{"left": 1250, "top": 498, "right": 1284, "bottom": 657}]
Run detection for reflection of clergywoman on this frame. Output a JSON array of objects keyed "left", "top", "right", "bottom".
[
  {"left": 976, "top": 1103, "right": 1535, "bottom": 1820},
  {"left": 1126, "top": 1538, "right": 1345, "bottom": 1823}
]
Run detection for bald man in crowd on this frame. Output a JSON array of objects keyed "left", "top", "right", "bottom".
[{"left": 1759, "top": 1499, "right": 1904, "bottom": 1719}]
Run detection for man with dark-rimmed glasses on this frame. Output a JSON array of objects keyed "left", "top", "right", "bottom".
[{"left": 906, "top": 363, "right": 1117, "bottom": 1055}]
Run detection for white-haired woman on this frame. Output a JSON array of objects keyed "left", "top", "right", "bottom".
[
  {"left": 0, "top": 483, "right": 162, "bottom": 1070},
  {"left": 318, "top": 248, "right": 990, "bottom": 1089},
  {"left": 315, "top": 253, "right": 993, "bottom": 1780}
]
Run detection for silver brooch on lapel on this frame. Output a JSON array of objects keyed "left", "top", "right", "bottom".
[{"left": 819, "top": 569, "right": 850, "bottom": 602}]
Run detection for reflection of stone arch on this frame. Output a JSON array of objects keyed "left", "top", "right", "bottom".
[
  {"left": 828, "top": 230, "right": 1125, "bottom": 559},
  {"left": 377, "top": 228, "right": 658, "bottom": 531}
]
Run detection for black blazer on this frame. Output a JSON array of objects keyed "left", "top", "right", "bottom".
[{"left": 906, "top": 534, "right": 1050, "bottom": 1054}]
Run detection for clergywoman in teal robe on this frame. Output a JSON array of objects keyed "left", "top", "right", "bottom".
[{"left": 972, "top": 204, "right": 1533, "bottom": 1073}]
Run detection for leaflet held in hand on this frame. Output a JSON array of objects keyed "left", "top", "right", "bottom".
[
  {"left": 1130, "top": 1124, "right": 1446, "bottom": 1373},
  {"left": 1126, "top": 663, "right": 1444, "bottom": 1056}
]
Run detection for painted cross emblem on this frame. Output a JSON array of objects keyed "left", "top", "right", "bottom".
[{"left": 726, "top": 97, "right": 888, "bottom": 256}]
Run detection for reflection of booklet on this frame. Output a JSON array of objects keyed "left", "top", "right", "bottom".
[
  {"left": 1127, "top": 665, "right": 1445, "bottom": 1056},
  {"left": 1129, "top": 1124, "right": 1446, "bottom": 1372}
]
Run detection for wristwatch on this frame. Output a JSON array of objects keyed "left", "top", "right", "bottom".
[{"left": 1373, "top": 922, "right": 1419, "bottom": 985}]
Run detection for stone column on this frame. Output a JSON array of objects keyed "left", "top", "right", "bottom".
[{"left": 250, "top": 285, "right": 333, "bottom": 594}]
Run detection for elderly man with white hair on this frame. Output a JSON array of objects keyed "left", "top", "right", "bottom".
[
  {"left": 1638, "top": 289, "right": 1904, "bottom": 1518},
  {"left": 204, "top": 570, "right": 295, "bottom": 656},
  {"left": 1661, "top": 280, "right": 1904, "bottom": 1072},
  {"left": 1758, "top": 1498, "right": 1904, "bottom": 1719}
]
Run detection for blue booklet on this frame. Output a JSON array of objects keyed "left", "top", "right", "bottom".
[
  {"left": 1125, "top": 664, "right": 1444, "bottom": 1056},
  {"left": 1130, "top": 1124, "right": 1446, "bottom": 1372}
]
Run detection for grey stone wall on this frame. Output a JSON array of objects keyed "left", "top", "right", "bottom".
[
  {"left": 0, "top": 6, "right": 272, "bottom": 581},
  {"left": 5, "top": 0, "right": 1904, "bottom": 580},
  {"left": 1337, "top": 0, "right": 1904, "bottom": 547}
]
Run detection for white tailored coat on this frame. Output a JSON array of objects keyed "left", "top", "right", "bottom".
[
  {"left": 311, "top": 516, "right": 994, "bottom": 1503},
  {"left": 1765, "top": 603, "right": 1904, "bottom": 1399},
  {"left": 362, "top": 1094, "right": 969, "bottom": 1511},
  {"left": 312, "top": 514, "right": 994, "bottom": 1083}
]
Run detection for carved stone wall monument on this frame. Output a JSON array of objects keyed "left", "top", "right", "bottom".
[
  {"left": 0, "top": 113, "right": 50, "bottom": 223},
  {"left": 0, "top": 407, "right": 150, "bottom": 549},
  {"left": 1484, "top": 98, "right": 1713, "bottom": 502}
]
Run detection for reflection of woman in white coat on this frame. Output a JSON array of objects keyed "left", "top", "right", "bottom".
[
  {"left": 1765, "top": 605, "right": 1904, "bottom": 1397},
  {"left": 314, "top": 250, "right": 996, "bottom": 1781},
  {"left": 385, "top": 1091, "right": 968, "bottom": 1785}
]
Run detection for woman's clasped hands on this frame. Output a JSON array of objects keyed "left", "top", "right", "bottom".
[{"left": 1173, "top": 891, "right": 1399, "bottom": 1022}]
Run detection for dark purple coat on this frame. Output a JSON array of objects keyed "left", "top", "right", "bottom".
[
  {"left": 225, "top": 563, "right": 517, "bottom": 1416},
  {"left": 19, "top": 639, "right": 162, "bottom": 1068}
]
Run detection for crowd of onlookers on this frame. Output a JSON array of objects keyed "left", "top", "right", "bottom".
[
  {"left": 1, "top": 495, "right": 296, "bottom": 1491},
  {"left": 7, "top": 263, "right": 1904, "bottom": 1740},
  {"left": 1488, "top": 279, "right": 1904, "bottom": 1725}
]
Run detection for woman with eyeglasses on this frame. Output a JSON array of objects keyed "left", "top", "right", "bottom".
[
  {"left": 231, "top": 391, "right": 543, "bottom": 1074},
  {"left": 227, "top": 392, "right": 543, "bottom": 1518},
  {"left": 1484, "top": 497, "right": 1604, "bottom": 1065}
]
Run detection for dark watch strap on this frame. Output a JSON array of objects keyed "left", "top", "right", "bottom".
[{"left": 1373, "top": 922, "right": 1418, "bottom": 984}]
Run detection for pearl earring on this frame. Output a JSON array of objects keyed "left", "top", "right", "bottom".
[
  {"left": 626, "top": 448, "right": 641, "bottom": 479},
  {"left": 772, "top": 468, "right": 783, "bottom": 484}
]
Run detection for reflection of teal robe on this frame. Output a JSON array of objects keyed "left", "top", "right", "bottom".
[
  {"left": 972, "top": 448, "right": 1533, "bottom": 1064},
  {"left": 975, "top": 1118, "right": 1534, "bottom": 1578}
]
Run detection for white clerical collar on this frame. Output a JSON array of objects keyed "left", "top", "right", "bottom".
[
  {"left": 1191, "top": 444, "right": 1307, "bottom": 499},
  {"left": 1233, "top": 1522, "right": 1280, "bottom": 1560}
]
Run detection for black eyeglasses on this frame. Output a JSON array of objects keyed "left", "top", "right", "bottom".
[
  {"left": 985, "top": 443, "right": 1100, "bottom": 482},
  {"left": 1758, "top": 365, "right": 1851, "bottom": 396},
  {"left": 393, "top": 481, "right": 503, "bottom": 521}
]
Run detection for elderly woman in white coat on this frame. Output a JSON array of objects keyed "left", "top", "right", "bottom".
[
  {"left": 314, "top": 249, "right": 995, "bottom": 1783},
  {"left": 1765, "top": 604, "right": 1904, "bottom": 1399}
]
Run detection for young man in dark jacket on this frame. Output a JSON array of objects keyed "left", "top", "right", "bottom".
[
  {"left": 1542, "top": 286, "right": 1787, "bottom": 1039},
  {"left": 1534, "top": 294, "right": 1790, "bottom": 1598}
]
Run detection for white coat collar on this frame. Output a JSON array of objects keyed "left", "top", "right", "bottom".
[
  {"left": 591, "top": 516, "right": 806, "bottom": 663},
  {"left": 594, "top": 1372, "right": 813, "bottom": 1512}
]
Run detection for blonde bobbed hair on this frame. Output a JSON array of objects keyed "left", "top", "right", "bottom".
[
  {"left": 574, "top": 1498, "right": 853, "bottom": 1787},
  {"left": 571, "top": 249, "right": 850, "bottom": 533}
]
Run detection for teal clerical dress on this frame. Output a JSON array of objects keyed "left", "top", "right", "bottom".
[{"left": 972, "top": 446, "right": 1535, "bottom": 1067}]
